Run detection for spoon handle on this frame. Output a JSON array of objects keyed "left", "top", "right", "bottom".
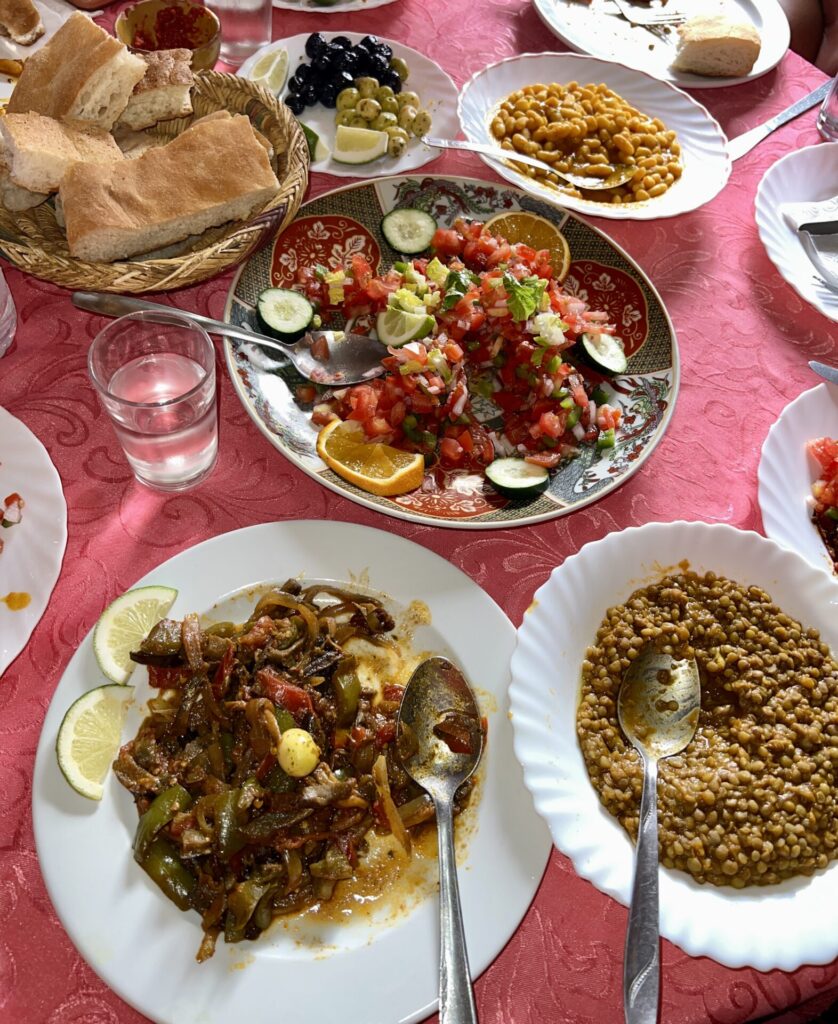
[
  {"left": 624, "top": 756, "right": 660, "bottom": 1024},
  {"left": 435, "top": 798, "right": 478, "bottom": 1024}
]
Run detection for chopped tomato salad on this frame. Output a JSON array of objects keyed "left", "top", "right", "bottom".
[
  {"left": 809, "top": 437, "right": 838, "bottom": 511},
  {"left": 297, "top": 218, "right": 622, "bottom": 474}
]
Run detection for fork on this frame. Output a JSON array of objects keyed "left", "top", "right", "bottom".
[{"left": 611, "top": 0, "right": 686, "bottom": 27}]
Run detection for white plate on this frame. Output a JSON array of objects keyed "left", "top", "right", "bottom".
[
  {"left": 509, "top": 520, "right": 838, "bottom": 971},
  {"left": 532, "top": 0, "right": 789, "bottom": 89},
  {"left": 759, "top": 382, "right": 838, "bottom": 576},
  {"left": 238, "top": 33, "right": 458, "bottom": 178},
  {"left": 273, "top": 0, "right": 397, "bottom": 12},
  {"left": 0, "top": 406, "right": 66, "bottom": 676},
  {"left": 32, "top": 520, "right": 551, "bottom": 1024},
  {"left": 0, "top": 0, "right": 76, "bottom": 61},
  {"left": 458, "top": 51, "right": 730, "bottom": 221},
  {"left": 755, "top": 143, "right": 838, "bottom": 324}
]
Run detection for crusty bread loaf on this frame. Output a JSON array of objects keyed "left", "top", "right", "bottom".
[
  {"left": 0, "top": 158, "right": 47, "bottom": 210},
  {"left": 111, "top": 127, "right": 169, "bottom": 160},
  {"left": 8, "top": 12, "right": 146, "bottom": 129},
  {"left": 0, "top": 0, "right": 43, "bottom": 46},
  {"left": 60, "top": 114, "right": 280, "bottom": 263},
  {"left": 672, "top": 15, "right": 761, "bottom": 77},
  {"left": 117, "top": 49, "right": 194, "bottom": 131},
  {"left": 0, "top": 113, "right": 122, "bottom": 193}
]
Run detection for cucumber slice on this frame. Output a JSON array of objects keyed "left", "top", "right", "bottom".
[
  {"left": 485, "top": 458, "right": 549, "bottom": 497},
  {"left": 256, "top": 288, "right": 314, "bottom": 342},
  {"left": 381, "top": 209, "right": 437, "bottom": 254},
  {"left": 578, "top": 332, "right": 628, "bottom": 375}
]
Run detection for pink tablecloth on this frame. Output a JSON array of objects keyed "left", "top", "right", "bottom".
[{"left": 2, "top": 1, "right": 838, "bottom": 1021}]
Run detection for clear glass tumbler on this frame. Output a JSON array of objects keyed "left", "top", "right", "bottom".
[
  {"left": 205, "top": 0, "right": 272, "bottom": 66},
  {"left": 0, "top": 267, "right": 17, "bottom": 358},
  {"left": 87, "top": 311, "right": 218, "bottom": 492},
  {"left": 817, "top": 74, "right": 838, "bottom": 141}
]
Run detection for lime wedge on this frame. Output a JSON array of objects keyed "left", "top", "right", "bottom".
[
  {"left": 56, "top": 684, "right": 133, "bottom": 800},
  {"left": 251, "top": 47, "right": 288, "bottom": 94},
  {"left": 332, "top": 125, "right": 388, "bottom": 165},
  {"left": 376, "top": 307, "right": 435, "bottom": 347},
  {"left": 300, "top": 122, "right": 330, "bottom": 162},
  {"left": 92, "top": 585, "right": 178, "bottom": 684}
]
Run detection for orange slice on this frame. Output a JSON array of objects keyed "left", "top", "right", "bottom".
[
  {"left": 316, "top": 420, "right": 425, "bottom": 497},
  {"left": 483, "top": 211, "right": 571, "bottom": 281}
]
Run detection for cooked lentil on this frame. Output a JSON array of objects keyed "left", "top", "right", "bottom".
[
  {"left": 489, "top": 81, "right": 682, "bottom": 204},
  {"left": 576, "top": 570, "right": 838, "bottom": 887}
]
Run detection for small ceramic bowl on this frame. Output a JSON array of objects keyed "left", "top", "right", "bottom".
[{"left": 115, "top": 0, "right": 221, "bottom": 72}]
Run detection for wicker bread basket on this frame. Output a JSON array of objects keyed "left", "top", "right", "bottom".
[{"left": 0, "top": 71, "right": 310, "bottom": 293}]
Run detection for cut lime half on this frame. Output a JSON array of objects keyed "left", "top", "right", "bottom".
[
  {"left": 92, "top": 585, "right": 178, "bottom": 684},
  {"left": 250, "top": 47, "right": 288, "bottom": 94},
  {"left": 300, "top": 122, "right": 330, "bottom": 162},
  {"left": 56, "top": 684, "right": 133, "bottom": 800},
  {"left": 332, "top": 125, "right": 388, "bottom": 165},
  {"left": 376, "top": 307, "right": 435, "bottom": 347}
]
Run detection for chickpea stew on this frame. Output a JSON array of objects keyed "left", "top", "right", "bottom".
[
  {"left": 577, "top": 571, "right": 838, "bottom": 888},
  {"left": 490, "top": 81, "right": 683, "bottom": 204}
]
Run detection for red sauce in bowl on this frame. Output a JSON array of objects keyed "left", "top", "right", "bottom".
[{"left": 132, "top": 3, "right": 209, "bottom": 50}]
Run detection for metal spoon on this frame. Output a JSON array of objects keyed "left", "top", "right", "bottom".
[
  {"left": 397, "top": 656, "right": 484, "bottom": 1024},
  {"left": 72, "top": 291, "right": 387, "bottom": 386},
  {"left": 422, "top": 135, "right": 634, "bottom": 190},
  {"left": 617, "top": 647, "right": 701, "bottom": 1024},
  {"left": 810, "top": 360, "right": 838, "bottom": 385}
]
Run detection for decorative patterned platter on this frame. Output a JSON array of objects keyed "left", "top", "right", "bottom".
[{"left": 223, "top": 175, "right": 679, "bottom": 529}]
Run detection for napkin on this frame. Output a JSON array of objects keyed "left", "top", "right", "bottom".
[{"left": 781, "top": 197, "right": 838, "bottom": 282}]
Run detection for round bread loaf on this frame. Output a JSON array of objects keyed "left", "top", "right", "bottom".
[{"left": 672, "top": 14, "right": 762, "bottom": 78}]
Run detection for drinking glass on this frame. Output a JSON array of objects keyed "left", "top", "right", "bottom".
[
  {"left": 205, "top": 0, "right": 272, "bottom": 66},
  {"left": 87, "top": 311, "right": 218, "bottom": 492},
  {"left": 0, "top": 267, "right": 17, "bottom": 358},
  {"left": 818, "top": 73, "right": 838, "bottom": 142}
]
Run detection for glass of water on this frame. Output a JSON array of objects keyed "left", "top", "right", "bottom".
[
  {"left": 88, "top": 311, "right": 218, "bottom": 492},
  {"left": 818, "top": 74, "right": 838, "bottom": 142},
  {"left": 205, "top": 0, "right": 272, "bottom": 66}
]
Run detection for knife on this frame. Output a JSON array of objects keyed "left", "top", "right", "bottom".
[
  {"left": 810, "top": 360, "right": 838, "bottom": 385},
  {"left": 727, "top": 81, "right": 830, "bottom": 161}
]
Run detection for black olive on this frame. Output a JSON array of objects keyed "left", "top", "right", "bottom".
[
  {"left": 287, "top": 72, "right": 306, "bottom": 94},
  {"left": 374, "top": 43, "right": 393, "bottom": 62},
  {"left": 324, "top": 42, "right": 346, "bottom": 63},
  {"left": 335, "top": 49, "right": 359, "bottom": 75},
  {"left": 359, "top": 35, "right": 380, "bottom": 51},
  {"left": 380, "top": 68, "right": 402, "bottom": 93},
  {"left": 305, "top": 33, "right": 328, "bottom": 58},
  {"left": 301, "top": 83, "right": 319, "bottom": 106},
  {"left": 330, "top": 69, "right": 355, "bottom": 93},
  {"left": 367, "top": 55, "right": 389, "bottom": 78},
  {"left": 312, "top": 52, "right": 334, "bottom": 75},
  {"left": 331, "top": 35, "right": 352, "bottom": 49},
  {"left": 293, "top": 63, "right": 312, "bottom": 84},
  {"left": 320, "top": 84, "right": 339, "bottom": 109},
  {"left": 285, "top": 94, "right": 305, "bottom": 115}
]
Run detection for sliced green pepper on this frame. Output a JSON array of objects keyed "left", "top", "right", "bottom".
[
  {"left": 597, "top": 427, "right": 616, "bottom": 449},
  {"left": 215, "top": 789, "right": 245, "bottom": 860},
  {"left": 133, "top": 784, "right": 193, "bottom": 863},
  {"left": 332, "top": 656, "right": 361, "bottom": 727},
  {"left": 566, "top": 405, "right": 581, "bottom": 429},
  {"left": 264, "top": 763, "right": 295, "bottom": 793},
  {"left": 827, "top": 507, "right": 838, "bottom": 521},
  {"left": 274, "top": 708, "right": 296, "bottom": 733},
  {"left": 140, "top": 837, "right": 196, "bottom": 911},
  {"left": 591, "top": 386, "right": 609, "bottom": 406}
]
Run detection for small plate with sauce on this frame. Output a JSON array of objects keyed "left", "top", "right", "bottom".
[{"left": 0, "top": 405, "right": 67, "bottom": 676}]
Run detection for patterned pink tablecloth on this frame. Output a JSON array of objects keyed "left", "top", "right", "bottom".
[{"left": 2, "top": 1, "right": 838, "bottom": 1021}]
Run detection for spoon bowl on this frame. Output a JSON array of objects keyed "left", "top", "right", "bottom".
[
  {"left": 618, "top": 646, "right": 700, "bottom": 1024},
  {"left": 398, "top": 656, "right": 483, "bottom": 1024}
]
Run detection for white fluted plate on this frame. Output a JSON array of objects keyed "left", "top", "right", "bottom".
[
  {"left": 759, "top": 382, "right": 838, "bottom": 575},
  {"left": 755, "top": 143, "right": 838, "bottom": 323},
  {"left": 510, "top": 520, "right": 838, "bottom": 971},
  {"left": 458, "top": 52, "right": 730, "bottom": 220}
]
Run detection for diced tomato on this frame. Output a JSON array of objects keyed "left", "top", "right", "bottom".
[
  {"left": 431, "top": 228, "right": 464, "bottom": 256},
  {"left": 458, "top": 429, "right": 475, "bottom": 454},
  {"left": 443, "top": 341, "right": 464, "bottom": 363},
  {"left": 809, "top": 437, "right": 838, "bottom": 472},
  {"left": 296, "top": 385, "right": 318, "bottom": 404},
  {"left": 383, "top": 684, "right": 405, "bottom": 702},
  {"left": 538, "top": 411, "right": 563, "bottom": 439},
  {"left": 375, "top": 721, "right": 396, "bottom": 746},
  {"left": 147, "top": 665, "right": 192, "bottom": 688},
  {"left": 525, "top": 451, "right": 564, "bottom": 469},
  {"left": 365, "top": 416, "right": 393, "bottom": 438},
  {"left": 211, "top": 643, "right": 235, "bottom": 699},
  {"left": 389, "top": 400, "right": 407, "bottom": 427},
  {"left": 255, "top": 668, "right": 314, "bottom": 721},
  {"left": 350, "top": 253, "right": 373, "bottom": 288},
  {"left": 440, "top": 437, "right": 464, "bottom": 465}
]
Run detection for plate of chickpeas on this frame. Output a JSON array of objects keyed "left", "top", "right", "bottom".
[
  {"left": 459, "top": 51, "right": 730, "bottom": 219},
  {"left": 240, "top": 33, "right": 460, "bottom": 178}
]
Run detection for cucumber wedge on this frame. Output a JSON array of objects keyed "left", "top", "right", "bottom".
[
  {"left": 485, "top": 458, "right": 549, "bottom": 497},
  {"left": 381, "top": 208, "right": 437, "bottom": 254},
  {"left": 256, "top": 288, "right": 314, "bottom": 342},
  {"left": 578, "top": 332, "right": 627, "bottom": 375}
]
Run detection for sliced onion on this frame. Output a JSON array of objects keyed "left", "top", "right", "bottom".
[
  {"left": 572, "top": 422, "right": 586, "bottom": 442},
  {"left": 372, "top": 754, "right": 411, "bottom": 857}
]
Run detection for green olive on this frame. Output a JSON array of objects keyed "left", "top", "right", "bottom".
[
  {"left": 336, "top": 87, "right": 360, "bottom": 111},
  {"left": 385, "top": 126, "right": 410, "bottom": 142},
  {"left": 411, "top": 109, "right": 432, "bottom": 137},
  {"left": 375, "top": 85, "right": 395, "bottom": 102},
  {"left": 355, "top": 77, "right": 379, "bottom": 99},
  {"left": 348, "top": 114, "right": 368, "bottom": 128},
  {"left": 387, "top": 132, "right": 409, "bottom": 159},
  {"left": 398, "top": 104, "right": 417, "bottom": 131},
  {"left": 335, "top": 110, "right": 356, "bottom": 127},
  {"left": 390, "top": 57, "right": 409, "bottom": 82},
  {"left": 380, "top": 95, "right": 399, "bottom": 115},
  {"left": 371, "top": 111, "right": 398, "bottom": 131},
  {"left": 397, "top": 90, "right": 420, "bottom": 109},
  {"left": 356, "top": 97, "right": 381, "bottom": 121}
]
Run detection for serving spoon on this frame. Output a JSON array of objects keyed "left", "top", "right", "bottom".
[
  {"left": 72, "top": 291, "right": 387, "bottom": 386},
  {"left": 422, "top": 135, "right": 635, "bottom": 190},
  {"left": 618, "top": 647, "right": 701, "bottom": 1024},
  {"left": 397, "top": 657, "right": 484, "bottom": 1024}
]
